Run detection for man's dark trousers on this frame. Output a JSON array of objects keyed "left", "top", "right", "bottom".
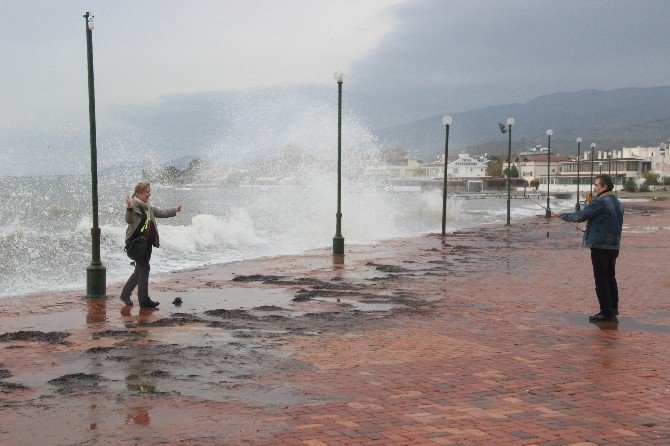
[{"left": 590, "top": 248, "right": 619, "bottom": 317}]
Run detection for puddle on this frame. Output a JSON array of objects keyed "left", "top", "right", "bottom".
[
  {"left": 549, "top": 312, "right": 670, "bottom": 333},
  {"left": 147, "top": 325, "right": 238, "bottom": 346},
  {"left": 521, "top": 231, "right": 582, "bottom": 239},
  {"left": 313, "top": 297, "right": 395, "bottom": 312},
  {"left": 152, "top": 287, "right": 295, "bottom": 315}
]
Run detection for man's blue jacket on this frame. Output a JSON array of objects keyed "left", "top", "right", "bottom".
[{"left": 560, "top": 191, "right": 623, "bottom": 250}]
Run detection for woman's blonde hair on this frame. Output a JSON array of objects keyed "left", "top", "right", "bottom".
[{"left": 133, "top": 182, "right": 151, "bottom": 197}]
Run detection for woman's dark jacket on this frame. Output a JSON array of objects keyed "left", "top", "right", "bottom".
[{"left": 125, "top": 204, "right": 177, "bottom": 248}]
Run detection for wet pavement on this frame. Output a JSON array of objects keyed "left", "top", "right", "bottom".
[{"left": 0, "top": 201, "right": 669, "bottom": 445}]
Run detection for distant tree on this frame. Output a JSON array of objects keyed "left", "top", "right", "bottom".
[
  {"left": 624, "top": 178, "right": 637, "bottom": 192},
  {"left": 643, "top": 171, "right": 660, "bottom": 185},
  {"left": 487, "top": 155, "right": 503, "bottom": 176},
  {"left": 379, "top": 147, "right": 407, "bottom": 164},
  {"left": 502, "top": 165, "right": 519, "bottom": 177},
  {"left": 664, "top": 177, "right": 670, "bottom": 186}
]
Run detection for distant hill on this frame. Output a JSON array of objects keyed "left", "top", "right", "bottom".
[{"left": 376, "top": 86, "right": 670, "bottom": 160}]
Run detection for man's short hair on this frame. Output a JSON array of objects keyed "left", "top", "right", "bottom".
[{"left": 595, "top": 174, "right": 614, "bottom": 192}]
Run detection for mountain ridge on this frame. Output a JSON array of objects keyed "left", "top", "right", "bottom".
[{"left": 375, "top": 86, "right": 670, "bottom": 159}]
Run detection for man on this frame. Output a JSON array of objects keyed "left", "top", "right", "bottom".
[{"left": 552, "top": 174, "right": 624, "bottom": 322}]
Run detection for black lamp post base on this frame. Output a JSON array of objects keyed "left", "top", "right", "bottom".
[
  {"left": 86, "top": 264, "right": 106, "bottom": 298},
  {"left": 575, "top": 203, "right": 581, "bottom": 212},
  {"left": 333, "top": 235, "right": 345, "bottom": 257},
  {"left": 545, "top": 209, "right": 552, "bottom": 218}
]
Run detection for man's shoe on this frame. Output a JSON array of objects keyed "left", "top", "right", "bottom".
[
  {"left": 140, "top": 300, "right": 160, "bottom": 309},
  {"left": 589, "top": 312, "right": 616, "bottom": 322},
  {"left": 120, "top": 296, "right": 133, "bottom": 306},
  {"left": 614, "top": 309, "right": 619, "bottom": 316}
]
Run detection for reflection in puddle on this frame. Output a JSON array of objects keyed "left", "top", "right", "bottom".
[
  {"left": 549, "top": 312, "right": 670, "bottom": 333},
  {"left": 313, "top": 297, "right": 395, "bottom": 312},
  {"left": 125, "top": 382, "right": 158, "bottom": 393},
  {"left": 126, "top": 408, "right": 151, "bottom": 426},
  {"left": 86, "top": 298, "right": 107, "bottom": 325}
]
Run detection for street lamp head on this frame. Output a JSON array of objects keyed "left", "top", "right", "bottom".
[
  {"left": 87, "top": 14, "right": 95, "bottom": 30},
  {"left": 576, "top": 137, "right": 582, "bottom": 143},
  {"left": 546, "top": 129, "right": 553, "bottom": 136},
  {"left": 333, "top": 72, "right": 345, "bottom": 83},
  {"left": 506, "top": 117, "right": 514, "bottom": 126},
  {"left": 442, "top": 116, "right": 452, "bottom": 126},
  {"left": 591, "top": 143, "right": 596, "bottom": 148}
]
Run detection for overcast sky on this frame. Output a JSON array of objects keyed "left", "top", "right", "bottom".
[{"left": 2, "top": 0, "right": 670, "bottom": 175}]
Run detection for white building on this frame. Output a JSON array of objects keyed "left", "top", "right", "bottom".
[
  {"left": 422, "top": 153, "right": 488, "bottom": 178},
  {"left": 448, "top": 153, "right": 488, "bottom": 177},
  {"left": 369, "top": 158, "right": 423, "bottom": 179},
  {"left": 620, "top": 145, "right": 670, "bottom": 182},
  {"left": 507, "top": 150, "right": 572, "bottom": 185}
]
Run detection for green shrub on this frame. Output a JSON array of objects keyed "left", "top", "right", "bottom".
[
  {"left": 624, "top": 178, "right": 637, "bottom": 192},
  {"left": 643, "top": 172, "right": 660, "bottom": 185},
  {"left": 639, "top": 183, "right": 650, "bottom": 192}
]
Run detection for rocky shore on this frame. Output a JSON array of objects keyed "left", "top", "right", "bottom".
[{"left": 1, "top": 200, "right": 669, "bottom": 445}]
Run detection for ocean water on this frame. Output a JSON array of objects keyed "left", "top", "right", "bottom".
[{"left": 0, "top": 173, "right": 575, "bottom": 299}]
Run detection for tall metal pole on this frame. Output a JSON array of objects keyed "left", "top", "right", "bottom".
[
  {"left": 441, "top": 116, "right": 452, "bottom": 235},
  {"left": 545, "top": 130, "right": 553, "bottom": 218},
  {"left": 575, "top": 137, "right": 582, "bottom": 211},
  {"left": 590, "top": 143, "right": 596, "bottom": 196},
  {"left": 84, "top": 12, "right": 106, "bottom": 297},
  {"left": 332, "top": 73, "right": 345, "bottom": 258},
  {"left": 505, "top": 118, "right": 514, "bottom": 225}
]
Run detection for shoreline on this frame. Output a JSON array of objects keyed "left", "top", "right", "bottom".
[
  {"left": 0, "top": 203, "right": 538, "bottom": 303},
  {"left": 1, "top": 200, "right": 669, "bottom": 444},
  {"left": 3, "top": 192, "right": 666, "bottom": 302}
]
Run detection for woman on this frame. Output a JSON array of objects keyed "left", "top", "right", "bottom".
[{"left": 120, "top": 182, "right": 182, "bottom": 308}]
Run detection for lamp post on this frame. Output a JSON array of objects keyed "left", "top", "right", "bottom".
[
  {"left": 84, "top": 12, "right": 106, "bottom": 297},
  {"left": 332, "top": 72, "right": 345, "bottom": 259},
  {"left": 590, "top": 143, "right": 596, "bottom": 195},
  {"left": 441, "top": 115, "right": 452, "bottom": 235},
  {"left": 575, "top": 137, "right": 582, "bottom": 211},
  {"left": 505, "top": 117, "right": 514, "bottom": 225},
  {"left": 545, "top": 129, "right": 553, "bottom": 218}
]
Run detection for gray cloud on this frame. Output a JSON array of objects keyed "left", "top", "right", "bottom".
[
  {"left": 2, "top": 0, "right": 670, "bottom": 175},
  {"left": 348, "top": 0, "right": 670, "bottom": 129}
]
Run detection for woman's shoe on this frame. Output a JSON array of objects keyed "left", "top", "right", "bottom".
[{"left": 120, "top": 296, "right": 133, "bottom": 306}]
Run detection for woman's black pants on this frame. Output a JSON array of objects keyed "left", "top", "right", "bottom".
[
  {"left": 120, "top": 245, "right": 153, "bottom": 306},
  {"left": 590, "top": 248, "right": 619, "bottom": 317}
]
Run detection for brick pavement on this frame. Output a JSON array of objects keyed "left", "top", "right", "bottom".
[
  {"left": 0, "top": 201, "right": 668, "bottom": 445},
  {"left": 252, "top": 203, "right": 670, "bottom": 445}
]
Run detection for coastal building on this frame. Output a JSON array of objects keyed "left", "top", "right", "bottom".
[
  {"left": 536, "top": 149, "right": 652, "bottom": 192},
  {"left": 504, "top": 149, "right": 572, "bottom": 188},
  {"left": 620, "top": 145, "right": 670, "bottom": 182},
  {"left": 369, "top": 158, "right": 423, "bottom": 179},
  {"left": 422, "top": 153, "right": 488, "bottom": 179},
  {"left": 500, "top": 144, "right": 666, "bottom": 192}
]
